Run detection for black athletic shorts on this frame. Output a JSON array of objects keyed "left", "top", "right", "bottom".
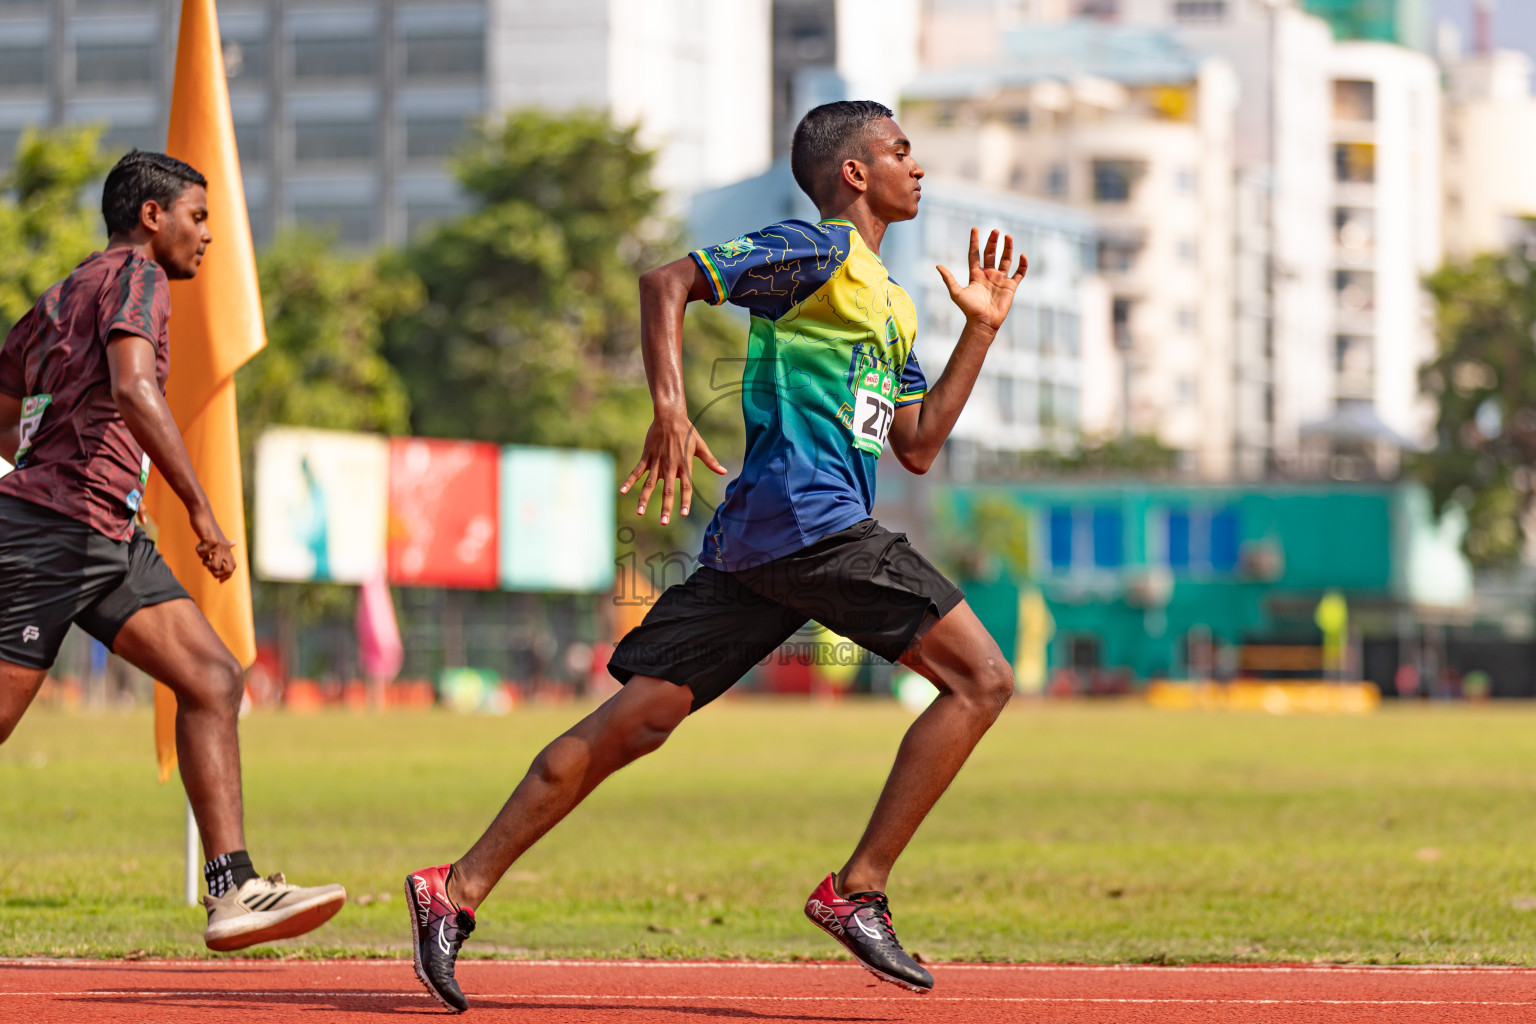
[
  {"left": 608, "top": 518, "right": 964, "bottom": 711},
  {"left": 0, "top": 494, "right": 189, "bottom": 669}
]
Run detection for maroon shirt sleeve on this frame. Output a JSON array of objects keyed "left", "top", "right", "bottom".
[
  {"left": 0, "top": 310, "right": 33, "bottom": 398},
  {"left": 97, "top": 255, "right": 166, "bottom": 346}
]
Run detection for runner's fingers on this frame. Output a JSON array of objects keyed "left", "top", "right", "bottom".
[
  {"left": 680, "top": 469, "right": 694, "bottom": 518},
  {"left": 1013, "top": 251, "right": 1029, "bottom": 281},
  {"left": 660, "top": 474, "right": 677, "bottom": 526},
  {"left": 619, "top": 455, "right": 650, "bottom": 495},
  {"left": 635, "top": 466, "right": 657, "bottom": 515},
  {"left": 999, "top": 234, "right": 1014, "bottom": 273},
  {"left": 983, "top": 230, "right": 999, "bottom": 270},
  {"left": 968, "top": 227, "right": 981, "bottom": 273}
]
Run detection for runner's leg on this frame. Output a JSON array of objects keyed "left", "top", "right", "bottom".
[
  {"left": 111, "top": 598, "right": 246, "bottom": 858},
  {"left": 835, "top": 600, "right": 1012, "bottom": 895},
  {"left": 448, "top": 674, "right": 694, "bottom": 909},
  {"left": 0, "top": 660, "right": 49, "bottom": 744}
]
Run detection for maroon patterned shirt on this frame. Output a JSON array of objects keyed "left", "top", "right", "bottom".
[{"left": 0, "top": 249, "right": 171, "bottom": 541}]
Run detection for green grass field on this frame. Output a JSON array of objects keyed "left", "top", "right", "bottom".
[{"left": 2, "top": 699, "right": 1536, "bottom": 964}]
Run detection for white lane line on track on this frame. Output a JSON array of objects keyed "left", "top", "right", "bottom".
[
  {"left": 4, "top": 959, "right": 1536, "bottom": 976},
  {"left": 5, "top": 990, "right": 1536, "bottom": 1007}
]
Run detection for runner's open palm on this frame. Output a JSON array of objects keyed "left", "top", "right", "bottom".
[{"left": 936, "top": 228, "right": 1028, "bottom": 332}]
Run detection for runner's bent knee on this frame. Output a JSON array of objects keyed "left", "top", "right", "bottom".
[
  {"left": 617, "top": 678, "right": 691, "bottom": 761},
  {"left": 161, "top": 649, "right": 243, "bottom": 713}
]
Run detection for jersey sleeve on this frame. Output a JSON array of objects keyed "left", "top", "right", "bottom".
[
  {"left": 690, "top": 221, "right": 844, "bottom": 320},
  {"left": 0, "top": 311, "right": 31, "bottom": 398},
  {"left": 894, "top": 347, "right": 927, "bottom": 406},
  {"left": 99, "top": 256, "right": 167, "bottom": 346}
]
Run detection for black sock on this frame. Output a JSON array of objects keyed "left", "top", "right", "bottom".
[{"left": 204, "top": 850, "right": 258, "bottom": 897}]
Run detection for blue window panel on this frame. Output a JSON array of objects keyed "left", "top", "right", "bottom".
[
  {"left": 1210, "top": 508, "right": 1241, "bottom": 571},
  {"left": 1092, "top": 507, "right": 1123, "bottom": 568},
  {"left": 1049, "top": 506, "right": 1074, "bottom": 569},
  {"left": 1167, "top": 509, "right": 1191, "bottom": 569}
]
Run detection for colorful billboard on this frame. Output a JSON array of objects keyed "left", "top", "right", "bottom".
[
  {"left": 387, "top": 437, "right": 499, "bottom": 589},
  {"left": 255, "top": 429, "right": 616, "bottom": 593},
  {"left": 254, "top": 427, "right": 389, "bottom": 584},
  {"left": 499, "top": 446, "right": 615, "bottom": 592}
]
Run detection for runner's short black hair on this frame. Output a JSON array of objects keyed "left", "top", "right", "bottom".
[
  {"left": 790, "top": 100, "right": 894, "bottom": 206},
  {"left": 101, "top": 150, "right": 207, "bottom": 236}
]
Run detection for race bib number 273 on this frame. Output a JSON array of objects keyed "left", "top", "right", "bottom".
[{"left": 852, "top": 367, "right": 895, "bottom": 456}]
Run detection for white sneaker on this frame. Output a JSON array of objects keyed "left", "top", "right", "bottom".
[{"left": 203, "top": 872, "right": 347, "bottom": 951}]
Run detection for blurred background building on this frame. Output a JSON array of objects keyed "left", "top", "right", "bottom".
[
  {"left": 902, "top": 24, "right": 1239, "bottom": 478},
  {"left": 0, "top": 0, "right": 775, "bottom": 245}
]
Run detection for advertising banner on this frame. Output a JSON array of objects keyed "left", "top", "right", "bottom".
[
  {"left": 387, "top": 437, "right": 499, "bottom": 589},
  {"left": 254, "top": 427, "right": 389, "bottom": 583},
  {"left": 499, "top": 446, "right": 615, "bottom": 592}
]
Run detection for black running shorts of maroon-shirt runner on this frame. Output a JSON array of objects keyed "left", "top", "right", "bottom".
[{"left": 0, "top": 247, "right": 171, "bottom": 541}]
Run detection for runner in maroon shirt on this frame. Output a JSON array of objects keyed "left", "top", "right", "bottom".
[{"left": 0, "top": 151, "right": 345, "bottom": 951}]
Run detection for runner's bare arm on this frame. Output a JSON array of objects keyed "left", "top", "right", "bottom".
[
  {"left": 621, "top": 255, "right": 727, "bottom": 526},
  {"left": 105, "top": 330, "right": 235, "bottom": 582},
  {"left": 888, "top": 228, "right": 1027, "bottom": 474},
  {"left": 0, "top": 393, "right": 18, "bottom": 464}
]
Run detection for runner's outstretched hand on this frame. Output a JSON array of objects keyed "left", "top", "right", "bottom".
[
  {"left": 620, "top": 411, "right": 727, "bottom": 526},
  {"left": 936, "top": 228, "right": 1028, "bottom": 332}
]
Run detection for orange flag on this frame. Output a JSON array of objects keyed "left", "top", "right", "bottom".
[{"left": 146, "top": 0, "right": 266, "bottom": 783}]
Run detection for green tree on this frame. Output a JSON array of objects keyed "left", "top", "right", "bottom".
[
  {"left": 241, "top": 229, "right": 417, "bottom": 454},
  {"left": 0, "top": 126, "right": 108, "bottom": 333},
  {"left": 382, "top": 110, "right": 743, "bottom": 520},
  {"left": 239, "top": 229, "right": 422, "bottom": 622},
  {"left": 1416, "top": 253, "right": 1536, "bottom": 566}
]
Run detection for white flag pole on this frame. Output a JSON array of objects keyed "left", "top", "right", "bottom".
[{"left": 184, "top": 797, "right": 199, "bottom": 906}]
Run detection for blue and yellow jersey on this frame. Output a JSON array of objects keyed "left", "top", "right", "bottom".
[{"left": 691, "top": 218, "right": 927, "bottom": 571}]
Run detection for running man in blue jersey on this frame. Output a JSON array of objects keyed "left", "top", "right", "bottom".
[{"left": 407, "top": 100, "right": 1028, "bottom": 1012}]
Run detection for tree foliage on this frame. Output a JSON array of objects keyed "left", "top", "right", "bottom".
[
  {"left": 383, "top": 109, "right": 743, "bottom": 494},
  {"left": 240, "top": 229, "right": 417, "bottom": 456},
  {"left": 1415, "top": 254, "right": 1536, "bottom": 566},
  {"left": 0, "top": 126, "right": 108, "bottom": 334}
]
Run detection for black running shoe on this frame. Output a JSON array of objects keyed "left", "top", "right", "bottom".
[
  {"left": 804, "top": 872, "right": 933, "bottom": 992},
  {"left": 406, "top": 864, "right": 476, "bottom": 1013}
]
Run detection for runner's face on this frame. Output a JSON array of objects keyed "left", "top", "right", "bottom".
[
  {"left": 149, "top": 184, "right": 212, "bottom": 281},
  {"left": 858, "top": 118, "right": 924, "bottom": 222}
]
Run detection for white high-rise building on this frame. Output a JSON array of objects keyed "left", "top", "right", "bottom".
[
  {"left": 489, "top": 0, "right": 773, "bottom": 200},
  {"left": 914, "top": 0, "right": 1447, "bottom": 476},
  {"left": 1151, "top": 1, "right": 1337, "bottom": 479},
  {"left": 1326, "top": 41, "right": 1442, "bottom": 450},
  {"left": 1442, "top": 46, "right": 1536, "bottom": 260},
  {"left": 902, "top": 23, "right": 1239, "bottom": 479}
]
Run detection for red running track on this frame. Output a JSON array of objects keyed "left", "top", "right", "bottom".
[{"left": 4, "top": 958, "right": 1536, "bottom": 1023}]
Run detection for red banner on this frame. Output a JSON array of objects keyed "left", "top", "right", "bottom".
[{"left": 387, "top": 438, "right": 499, "bottom": 588}]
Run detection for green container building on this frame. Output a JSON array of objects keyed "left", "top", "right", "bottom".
[{"left": 928, "top": 480, "right": 1470, "bottom": 689}]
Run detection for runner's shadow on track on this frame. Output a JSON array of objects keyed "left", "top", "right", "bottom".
[
  {"left": 55, "top": 995, "right": 894, "bottom": 1021},
  {"left": 471, "top": 1003, "right": 893, "bottom": 1021}
]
